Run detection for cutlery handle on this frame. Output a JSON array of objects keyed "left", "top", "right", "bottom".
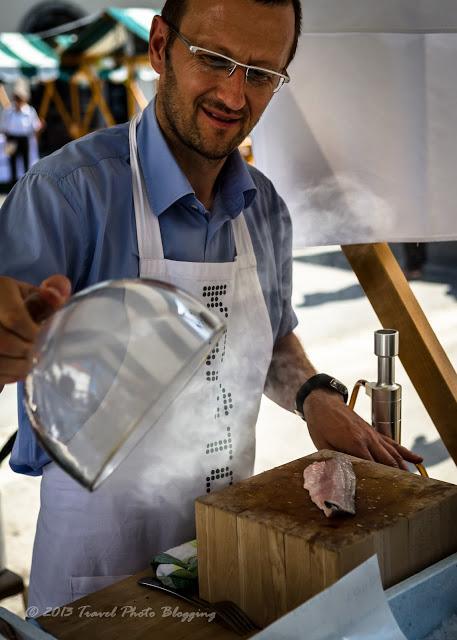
[{"left": 137, "top": 577, "right": 206, "bottom": 609}]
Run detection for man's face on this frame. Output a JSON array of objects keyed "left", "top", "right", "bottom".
[
  {"left": 154, "top": 0, "right": 295, "bottom": 161},
  {"left": 13, "top": 96, "right": 24, "bottom": 109}
]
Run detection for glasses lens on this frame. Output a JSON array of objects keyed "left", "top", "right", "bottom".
[
  {"left": 194, "top": 49, "right": 233, "bottom": 71},
  {"left": 246, "top": 68, "right": 278, "bottom": 90}
]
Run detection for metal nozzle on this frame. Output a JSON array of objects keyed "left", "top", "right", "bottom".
[
  {"left": 375, "top": 329, "right": 398, "bottom": 386},
  {"left": 366, "top": 329, "right": 402, "bottom": 443},
  {"left": 374, "top": 329, "right": 399, "bottom": 358}
]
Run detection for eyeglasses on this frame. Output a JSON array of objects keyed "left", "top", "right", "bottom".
[{"left": 166, "top": 23, "right": 290, "bottom": 94}]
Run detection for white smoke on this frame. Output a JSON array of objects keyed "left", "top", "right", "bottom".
[{"left": 289, "top": 174, "right": 396, "bottom": 247}]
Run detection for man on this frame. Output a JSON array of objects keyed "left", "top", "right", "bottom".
[
  {"left": 0, "top": 0, "right": 422, "bottom": 615},
  {"left": 0, "top": 81, "right": 42, "bottom": 186}
]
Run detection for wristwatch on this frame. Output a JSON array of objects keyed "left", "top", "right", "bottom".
[{"left": 295, "top": 373, "right": 348, "bottom": 421}]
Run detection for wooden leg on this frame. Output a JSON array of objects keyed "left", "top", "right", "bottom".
[
  {"left": 80, "top": 95, "right": 97, "bottom": 136},
  {"left": 0, "top": 85, "right": 10, "bottom": 109},
  {"left": 126, "top": 64, "right": 137, "bottom": 119},
  {"left": 87, "top": 72, "right": 115, "bottom": 128},
  {"left": 52, "top": 87, "right": 76, "bottom": 139},
  {"left": 38, "top": 81, "right": 55, "bottom": 122},
  {"left": 129, "top": 80, "right": 148, "bottom": 111},
  {"left": 69, "top": 80, "right": 81, "bottom": 138}
]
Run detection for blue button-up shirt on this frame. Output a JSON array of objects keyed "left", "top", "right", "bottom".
[{"left": 0, "top": 100, "right": 297, "bottom": 475}]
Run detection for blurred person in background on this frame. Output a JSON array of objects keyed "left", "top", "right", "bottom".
[
  {"left": 403, "top": 242, "right": 428, "bottom": 280},
  {"left": 0, "top": 80, "right": 43, "bottom": 187}
]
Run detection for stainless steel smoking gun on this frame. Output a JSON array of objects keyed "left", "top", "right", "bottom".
[
  {"left": 349, "top": 329, "right": 427, "bottom": 476},
  {"left": 365, "top": 329, "right": 402, "bottom": 442}
]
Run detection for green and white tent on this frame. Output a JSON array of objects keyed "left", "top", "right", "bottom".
[
  {"left": 62, "top": 8, "right": 160, "bottom": 59},
  {"left": 0, "top": 33, "right": 59, "bottom": 81}
]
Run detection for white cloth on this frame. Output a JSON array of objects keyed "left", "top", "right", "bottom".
[
  {"left": 0, "top": 104, "right": 40, "bottom": 137},
  {"left": 27, "top": 113, "right": 274, "bottom": 615}
]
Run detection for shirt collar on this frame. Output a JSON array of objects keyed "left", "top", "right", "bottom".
[{"left": 136, "top": 100, "right": 257, "bottom": 217}]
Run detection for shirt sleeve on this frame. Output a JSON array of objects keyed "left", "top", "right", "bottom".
[
  {"left": 275, "top": 191, "right": 298, "bottom": 340},
  {"left": 0, "top": 171, "right": 87, "bottom": 286},
  {"left": 245, "top": 166, "right": 298, "bottom": 342},
  {"left": 1, "top": 170, "right": 87, "bottom": 475}
]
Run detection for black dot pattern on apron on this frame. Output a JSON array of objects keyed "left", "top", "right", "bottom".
[
  {"left": 205, "top": 331, "right": 227, "bottom": 384},
  {"left": 206, "top": 467, "right": 234, "bottom": 493},
  {"left": 205, "top": 427, "right": 232, "bottom": 459},
  {"left": 214, "top": 384, "right": 233, "bottom": 419},
  {"left": 201, "top": 284, "right": 233, "bottom": 494},
  {"left": 203, "top": 284, "right": 229, "bottom": 318}
]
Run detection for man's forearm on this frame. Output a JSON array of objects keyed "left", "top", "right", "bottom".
[{"left": 264, "top": 332, "right": 316, "bottom": 412}]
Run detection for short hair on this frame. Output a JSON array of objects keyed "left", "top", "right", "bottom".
[{"left": 161, "top": 0, "right": 302, "bottom": 67}]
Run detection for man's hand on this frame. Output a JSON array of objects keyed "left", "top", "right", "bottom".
[
  {"left": 0, "top": 275, "right": 71, "bottom": 389},
  {"left": 304, "top": 388, "right": 423, "bottom": 470}
]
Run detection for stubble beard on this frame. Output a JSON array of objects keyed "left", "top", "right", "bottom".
[{"left": 160, "top": 57, "right": 251, "bottom": 161}]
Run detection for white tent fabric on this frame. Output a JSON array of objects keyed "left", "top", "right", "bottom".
[
  {"left": 252, "top": 2, "right": 457, "bottom": 246},
  {"left": 0, "top": 33, "right": 58, "bottom": 81}
]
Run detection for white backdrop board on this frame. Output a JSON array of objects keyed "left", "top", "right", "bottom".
[
  {"left": 291, "top": 0, "right": 457, "bottom": 32},
  {"left": 252, "top": 3, "right": 457, "bottom": 246}
]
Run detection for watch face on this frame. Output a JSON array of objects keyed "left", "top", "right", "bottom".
[{"left": 330, "top": 378, "right": 347, "bottom": 395}]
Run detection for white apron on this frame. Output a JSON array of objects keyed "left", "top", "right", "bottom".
[{"left": 27, "top": 113, "right": 274, "bottom": 614}]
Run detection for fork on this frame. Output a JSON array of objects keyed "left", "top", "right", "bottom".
[{"left": 138, "top": 576, "right": 259, "bottom": 636}]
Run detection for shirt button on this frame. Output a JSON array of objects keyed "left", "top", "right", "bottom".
[{"left": 191, "top": 205, "right": 198, "bottom": 211}]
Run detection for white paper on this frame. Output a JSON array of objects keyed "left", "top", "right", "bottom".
[
  {"left": 253, "top": 31, "right": 457, "bottom": 246},
  {"left": 252, "top": 556, "right": 407, "bottom": 640}
]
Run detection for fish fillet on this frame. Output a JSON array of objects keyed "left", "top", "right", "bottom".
[{"left": 303, "top": 458, "right": 356, "bottom": 517}]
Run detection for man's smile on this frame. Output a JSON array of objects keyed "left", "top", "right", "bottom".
[{"left": 200, "top": 105, "right": 243, "bottom": 129}]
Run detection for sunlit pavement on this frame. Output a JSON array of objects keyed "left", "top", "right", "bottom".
[{"left": 0, "top": 189, "right": 456, "bottom": 613}]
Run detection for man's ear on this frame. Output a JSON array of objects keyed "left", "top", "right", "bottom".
[{"left": 149, "top": 15, "right": 169, "bottom": 74}]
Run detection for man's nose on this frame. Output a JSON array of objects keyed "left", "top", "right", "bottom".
[{"left": 215, "top": 66, "right": 247, "bottom": 112}]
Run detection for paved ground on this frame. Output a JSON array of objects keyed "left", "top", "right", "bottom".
[{"left": 0, "top": 212, "right": 456, "bottom": 615}]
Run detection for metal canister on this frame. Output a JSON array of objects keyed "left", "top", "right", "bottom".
[{"left": 365, "top": 329, "right": 402, "bottom": 443}]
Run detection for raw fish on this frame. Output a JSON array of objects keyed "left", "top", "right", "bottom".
[{"left": 303, "top": 457, "right": 356, "bottom": 517}]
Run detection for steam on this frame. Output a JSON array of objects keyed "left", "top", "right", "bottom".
[{"left": 289, "top": 173, "right": 396, "bottom": 248}]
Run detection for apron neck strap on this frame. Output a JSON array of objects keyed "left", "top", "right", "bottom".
[
  {"left": 129, "top": 113, "right": 164, "bottom": 261},
  {"left": 231, "top": 214, "right": 257, "bottom": 264}
]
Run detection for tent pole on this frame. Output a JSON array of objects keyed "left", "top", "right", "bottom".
[
  {"left": 126, "top": 61, "right": 137, "bottom": 119},
  {"left": 85, "top": 66, "right": 115, "bottom": 128},
  {"left": 51, "top": 86, "right": 75, "bottom": 139},
  {"left": 38, "top": 81, "right": 55, "bottom": 123},
  {"left": 0, "top": 85, "right": 10, "bottom": 109},
  {"left": 69, "top": 78, "right": 81, "bottom": 138},
  {"left": 129, "top": 80, "right": 148, "bottom": 112},
  {"left": 80, "top": 95, "right": 97, "bottom": 136}
]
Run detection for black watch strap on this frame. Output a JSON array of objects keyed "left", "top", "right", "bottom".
[{"left": 295, "top": 373, "right": 348, "bottom": 421}]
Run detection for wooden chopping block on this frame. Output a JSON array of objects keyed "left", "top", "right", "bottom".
[{"left": 195, "top": 450, "right": 457, "bottom": 628}]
